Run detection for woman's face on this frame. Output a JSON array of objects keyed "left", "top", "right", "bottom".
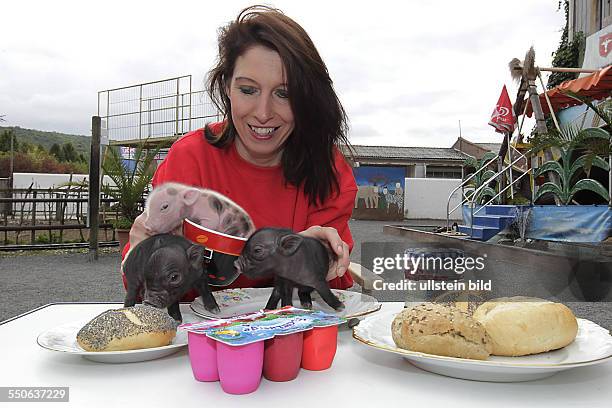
[{"left": 227, "top": 45, "right": 295, "bottom": 166}]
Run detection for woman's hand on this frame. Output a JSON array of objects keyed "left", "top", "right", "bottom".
[{"left": 299, "top": 225, "right": 350, "bottom": 282}]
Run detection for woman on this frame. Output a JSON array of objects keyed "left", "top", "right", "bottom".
[{"left": 126, "top": 5, "right": 357, "bottom": 292}]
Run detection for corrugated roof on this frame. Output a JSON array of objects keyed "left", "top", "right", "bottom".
[
  {"left": 341, "top": 145, "right": 470, "bottom": 161},
  {"left": 475, "top": 143, "right": 502, "bottom": 153}
]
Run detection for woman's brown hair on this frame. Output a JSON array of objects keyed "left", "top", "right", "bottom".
[{"left": 206, "top": 5, "right": 351, "bottom": 206}]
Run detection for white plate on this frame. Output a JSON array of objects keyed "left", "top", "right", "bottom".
[
  {"left": 353, "top": 310, "right": 612, "bottom": 382},
  {"left": 190, "top": 288, "right": 381, "bottom": 319},
  {"left": 36, "top": 311, "right": 200, "bottom": 363}
]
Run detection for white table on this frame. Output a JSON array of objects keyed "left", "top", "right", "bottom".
[{"left": 1, "top": 302, "right": 611, "bottom": 408}]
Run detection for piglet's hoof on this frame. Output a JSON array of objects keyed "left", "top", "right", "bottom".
[
  {"left": 300, "top": 302, "right": 313, "bottom": 310},
  {"left": 205, "top": 305, "right": 221, "bottom": 314},
  {"left": 334, "top": 302, "right": 346, "bottom": 312},
  {"left": 168, "top": 313, "right": 183, "bottom": 323}
]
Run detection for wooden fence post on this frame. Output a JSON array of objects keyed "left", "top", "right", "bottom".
[
  {"left": 31, "top": 191, "right": 37, "bottom": 244},
  {"left": 89, "top": 116, "right": 101, "bottom": 261}
]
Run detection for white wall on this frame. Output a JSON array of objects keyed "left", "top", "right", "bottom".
[
  {"left": 13, "top": 173, "right": 113, "bottom": 189},
  {"left": 404, "top": 178, "right": 462, "bottom": 220},
  {"left": 9, "top": 173, "right": 115, "bottom": 221}
]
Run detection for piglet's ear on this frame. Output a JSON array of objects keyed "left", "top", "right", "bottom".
[
  {"left": 152, "top": 237, "right": 164, "bottom": 252},
  {"left": 182, "top": 189, "right": 199, "bottom": 206},
  {"left": 187, "top": 244, "right": 205, "bottom": 272},
  {"left": 278, "top": 234, "right": 303, "bottom": 256}
]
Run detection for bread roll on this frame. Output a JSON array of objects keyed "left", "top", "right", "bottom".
[
  {"left": 77, "top": 305, "right": 178, "bottom": 352},
  {"left": 472, "top": 297, "right": 578, "bottom": 356},
  {"left": 391, "top": 303, "right": 492, "bottom": 360}
]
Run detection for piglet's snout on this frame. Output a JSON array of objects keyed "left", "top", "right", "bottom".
[{"left": 233, "top": 259, "right": 243, "bottom": 273}]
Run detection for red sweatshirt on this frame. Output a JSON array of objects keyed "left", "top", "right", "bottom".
[{"left": 122, "top": 124, "right": 357, "bottom": 295}]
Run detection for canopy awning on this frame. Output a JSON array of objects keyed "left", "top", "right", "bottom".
[{"left": 525, "top": 65, "right": 612, "bottom": 117}]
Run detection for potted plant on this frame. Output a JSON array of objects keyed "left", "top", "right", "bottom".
[{"left": 101, "top": 144, "right": 159, "bottom": 250}]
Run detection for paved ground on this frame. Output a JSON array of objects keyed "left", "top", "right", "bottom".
[{"left": 1, "top": 219, "right": 610, "bottom": 331}]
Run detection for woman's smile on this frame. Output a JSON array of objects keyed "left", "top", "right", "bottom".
[{"left": 248, "top": 124, "right": 281, "bottom": 140}]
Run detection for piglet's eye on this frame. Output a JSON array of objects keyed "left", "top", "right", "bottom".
[
  {"left": 161, "top": 203, "right": 169, "bottom": 211},
  {"left": 252, "top": 246, "right": 266, "bottom": 260},
  {"left": 169, "top": 273, "right": 180, "bottom": 283}
]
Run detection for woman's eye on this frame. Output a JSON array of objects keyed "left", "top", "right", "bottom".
[
  {"left": 239, "top": 86, "right": 257, "bottom": 95},
  {"left": 275, "top": 89, "right": 289, "bottom": 99}
]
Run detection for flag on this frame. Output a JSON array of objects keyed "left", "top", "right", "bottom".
[{"left": 488, "top": 85, "right": 515, "bottom": 134}]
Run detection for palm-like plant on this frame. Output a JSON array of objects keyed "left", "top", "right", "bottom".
[
  {"left": 533, "top": 129, "right": 610, "bottom": 205},
  {"left": 463, "top": 151, "right": 498, "bottom": 204},
  {"left": 102, "top": 144, "right": 159, "bottom": 228}
]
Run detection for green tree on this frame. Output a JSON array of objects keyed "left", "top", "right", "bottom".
[
  {"left": 49, "top": 143, "right": 64, "bottom": 161},
  {"left": 19, "top": 141, "right": 34, "bottom": 153},
  {"left": 0, "top": 130, "right": 18, "bottom": 152},
  {"left": 61, "top": 142, "right": 78, "bottom": 162}
]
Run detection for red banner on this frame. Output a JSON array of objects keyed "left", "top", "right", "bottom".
[{"left": 488, "top": 85, "right": 515, "bottom": 134}]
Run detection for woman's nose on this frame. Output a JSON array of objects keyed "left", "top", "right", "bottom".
[{"left": 254, "top": 94, "right": 273, "bottom": 123}]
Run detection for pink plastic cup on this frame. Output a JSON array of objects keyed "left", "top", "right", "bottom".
[
  {"left": 263, "top": 332, "right": 304, "bottom": 382},
  {"left": 301, "top": 326, "right": 338, "bottom": 371},
  {"left": 216, "top": 341, "right": 264, "bottom": 394},
  {"left": 188, "top": 331, "right": 220, "bottom": 382}
]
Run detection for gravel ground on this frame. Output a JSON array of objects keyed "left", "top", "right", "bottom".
[{"left": 1, "top": 219, "right": 610, "bottom": 331}]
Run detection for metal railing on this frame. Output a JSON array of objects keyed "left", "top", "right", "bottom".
[
  {"left": 468, "top": 154, "right": 532, "bottom": 236},
  {"left": 446, "top": 148, "right": 532, "bottom": 235},
  {"left": 445, "top": 155, "right": 498, "bottom": 230},
  {"left": 98, "top": 76, "right": 222, "bottom": 144}
]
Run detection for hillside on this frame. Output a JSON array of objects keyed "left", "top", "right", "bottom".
[{"left": 0, "top": 126, "right": 90, "bottom": 157}]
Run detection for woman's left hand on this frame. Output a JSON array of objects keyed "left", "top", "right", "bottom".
[{"left": 299, "top": 226, "right": 350, "bottom": 282}]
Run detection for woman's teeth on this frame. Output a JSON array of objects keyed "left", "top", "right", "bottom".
[{"left": 249, "top": 125, "right": 277, "bottom": 135}]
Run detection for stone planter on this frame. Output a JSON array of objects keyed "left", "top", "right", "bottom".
[{"left": 115, "top": 228, "right": 130, "bottom": 251}]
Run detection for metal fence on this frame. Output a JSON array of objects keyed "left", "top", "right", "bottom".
[
  {"left": 98, "top": 75, "right": 221, "bottom": 144},
  {"left": 0, "top": 187, "right": 138, "bottom": 248}
]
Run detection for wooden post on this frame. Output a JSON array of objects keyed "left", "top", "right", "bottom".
[
  {"left": 527, "top": 79, "right": 548, "bottom": 134},
  {"left": 89, "top": 116, "right": 102, "bottom": 261},
  {"left": 527, "top": 78, "right": 561, "bottom": 205},
  {"left": 31, "top": 191, "right": 37, "bottom": 244},
  {"left": 47, "top": 188, "right": 52, "bottom": 242},
  {"left": 506, "top": 132, "right": 514, "bottom": 200}
]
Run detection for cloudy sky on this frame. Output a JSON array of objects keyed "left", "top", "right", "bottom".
[{"left": 0, "top": 0, "right": 565, "bottom": 147}]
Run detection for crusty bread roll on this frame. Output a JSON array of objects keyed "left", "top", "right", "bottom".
[
  {"left": 391, "top": 303, "right": 492, "bottom": 360},
  {"left": 472, "top": 297, "right": 578, "bottom": 356},
  {"left": 77, "top": 305, "right": 178, "bottom": 352}
]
